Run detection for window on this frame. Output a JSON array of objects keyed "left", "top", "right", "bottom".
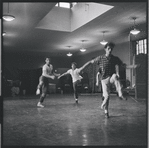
[{"left": 136, "top": 39, "right": 147, "bottom": 55}]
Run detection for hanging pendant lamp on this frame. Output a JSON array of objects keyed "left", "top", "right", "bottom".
[
  {"left": 80, "top": 40, "right": 86, "bottom": 52},
  {"left": 130, "top": 17, "right": 140, "bottom": 35},
  {"left": 67, "top": 52, "right": 72, "bottom": 56},
  {"left": 100, "top": 31, "right": 108, "bottom": 45},
  {"left": 67, "top": 46, "right": 73, "bottom": 57},
  {"left": 3, "top": 3, "right": 15, "bottom": 21}
]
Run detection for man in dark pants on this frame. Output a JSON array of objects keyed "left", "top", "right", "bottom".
[
  {"left": 58, "top": 61, "right": 92, "bottom": 103},
  {"left": 36, "top": 57, "right": 59, "bottom": 107}
]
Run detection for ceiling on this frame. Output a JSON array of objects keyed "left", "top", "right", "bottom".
[{"left": 2, "top": 2, "right": 147, "bottom": 57}]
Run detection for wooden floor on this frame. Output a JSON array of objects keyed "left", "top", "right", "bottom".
[{"left": 3, "top": 93, "right": 147, "bottom": 147}]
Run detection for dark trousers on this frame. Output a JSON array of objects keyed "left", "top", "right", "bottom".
[
  {"left": 73, "top": 80, "right": 81, "bottom": 99},
  {"left": 37, "top": 76, "right": 49, "bottom": 103}
]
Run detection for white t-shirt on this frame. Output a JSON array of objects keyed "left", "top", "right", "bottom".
[
  {"left": 42, "top": 64, "right": 53, "bottom": 76},
  {"left": 67, "top": 68, "right": 83, "bottom": 83}
]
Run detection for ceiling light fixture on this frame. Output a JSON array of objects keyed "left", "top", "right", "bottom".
[
  {"left": 100, "top": 31, "right": 108, "bottom": 45},
  {"left": 80, "top": 40, "right": 86, "bottom": 52},
  {"left": 67, "top": 46, "right": 73, "bottom": 57},
  {"left": 67, "top": 52, "right": 72, "bottom": 57},
  {"left": 130, "top": 17, "right": 140, "bottom": 35},
  {"left": 3, "top": 32, "right": 6, "bottom": 36},
  {"left": 3, "top": 3, "right": 15, "bottom": 21}
]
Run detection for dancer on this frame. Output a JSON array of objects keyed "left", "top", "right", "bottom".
[
  {"left": 91, "top": 42, "right": 127, "bottom": 118},
  {"left": 58, "top": 61, "right": 92, "bottom": 103},
  {"left": 36, "top": 57, "right": 59, "bottom": 107}
]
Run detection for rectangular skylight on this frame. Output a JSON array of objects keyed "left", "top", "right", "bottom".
[
  {"left": 55, "top": 2, "right": 70, "bottom": 8},
  {"left": 55, "top": 2, "right": 77, "bottom": 8},
  {"left": 59, "top": 2, "right": 70, "bottom": 8}
]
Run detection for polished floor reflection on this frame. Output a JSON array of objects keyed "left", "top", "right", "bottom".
[{"left": 3, "top": 94, "right": 147, "bottom": 146}]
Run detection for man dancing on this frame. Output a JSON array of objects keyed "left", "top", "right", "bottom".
[
  {"left": 36, "top": 57, "right": 59, "bottom": 107},
  {"left": 91, "top": 42, "right": 127, "bottom": 118},
  {"left": 58, "top": 61, "right": 92, "bottom": 103}
]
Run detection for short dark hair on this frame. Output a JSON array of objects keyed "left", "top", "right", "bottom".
[
  {"left": 45, "top": 57, "right": 50, "bottom": 60},
  {"left": 104, "top": 42, "right": 115, "bottom": 49},
  {"left": 71, "top": 62, "right": 77, "bottom": 66}
]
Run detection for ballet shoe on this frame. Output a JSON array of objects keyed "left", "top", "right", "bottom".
[
  {"left": 75, "top": 99, "right": 78, "bottom": 103},
  {"left": 119, "top": 96, "right": 127, "bottom": 100},
  {"left": 105, "top": 113, "right": 109, "bottom": 118},
  {"left": 37, "top": 102, "right": 44, "bottom": 108},
  {"left": 101, "top": 103, "right": 105, "bottom": 109},
  {"left": 36, "top": 89, "right": 40, "bottom": 95}
]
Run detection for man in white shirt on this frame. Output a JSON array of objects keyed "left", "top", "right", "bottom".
[{"left": 58, "top": 61, "right": 92, "bottom": 103}]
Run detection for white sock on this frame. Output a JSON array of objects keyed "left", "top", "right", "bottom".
[{"left": 104, "top": 110, "right": 108, "bottom": 114}]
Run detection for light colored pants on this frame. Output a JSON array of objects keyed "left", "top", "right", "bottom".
[
  {"left": 101, "top": 74, "right": 123, "bottom": 99},
  {"left": 101, "top": 74, "right": 123, "bottom": 111}
]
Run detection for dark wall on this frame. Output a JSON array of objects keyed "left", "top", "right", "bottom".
[
  {"left": 3, "top": 52, "right": 74, "bottom": 95},
  {"left": 3, "top": 52, "right": 75, "bottom": 80},
  {"left": 136, "top": 54, "right": 147, "bottom": 98},
  {"left": 3, "top": 52, "right": 73, "bottom": 70},
  {"left": 19, "top": 68, "right": 42, "bottom": 95}
]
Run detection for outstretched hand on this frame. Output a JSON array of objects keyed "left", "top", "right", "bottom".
[
  {"left": 57, "top": 75, "right": 61, "bottom": 79},
  {"left": 91, "top": 60, "right": 94, "bottom": 64},
  {"left": 54, "top": 73, "right": 61, "bottom": 77},
  {"left": 51, "top": 75, "right": 55, "bottom": 80}
]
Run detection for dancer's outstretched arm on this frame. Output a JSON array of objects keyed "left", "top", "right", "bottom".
[
  {"left": 78, "top": 60, "right": 92, "bottom": 72},
  {"left": 58, "top": 71, "right": 69, "bottom": 79},
  {"left": 53, "top": 72, "right": 60, "bottom": 77}
]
